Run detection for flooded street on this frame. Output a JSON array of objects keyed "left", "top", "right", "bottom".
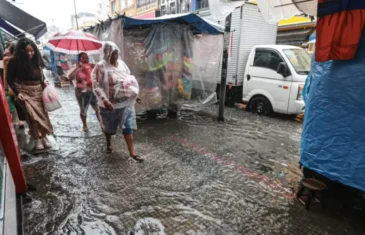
[{"left": 21, "top": 82, "right": 363, "bottom": 235}]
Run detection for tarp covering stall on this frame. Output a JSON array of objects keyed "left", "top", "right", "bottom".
[
  {"left": 0, "top": 19, "right": 22, "bottom": 42},
  {"left": 301, "top": 29, "right": 365, "bottom": 192},
  {"left": 121, "top": 14, "right": 224, "bottom": 112},
  {"left": 256, "top": 0, "right": 365, "bottom": 192}
]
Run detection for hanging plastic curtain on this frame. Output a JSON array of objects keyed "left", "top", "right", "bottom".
[{"left": 122, "top": 21, "right": 223, "bottom": 112}]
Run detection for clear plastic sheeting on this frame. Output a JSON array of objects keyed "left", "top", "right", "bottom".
[
  {"left": 301, "top": 29, "right": 365, "bottom": 192},
  {"left": 87, "top": 20, "right": 113, "bottom": 41},
  {"left": 208, "top": 0, "right": 244, "bottom": 21},
  {"left": 106, "top": 20, "right": 124, "bottom": 59},
  {"left": 187, "top": 34, "right": 223, "bottom": 110},
  {"left": 85, "top": 20, "right": 124, "bottom": 63},
  {"left": 123, "top": 23, "right": 223, "bottom": 112},
  {"left": 256, "top": 0, "right": 318, "bottom": 23}
]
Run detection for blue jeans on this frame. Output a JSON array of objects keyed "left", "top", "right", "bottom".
[{"left": 100, "top": 107, "right": 134, "bottom": 135}]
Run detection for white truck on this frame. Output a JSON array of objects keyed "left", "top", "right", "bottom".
[
  {"left": 198, "top": 2, "right": 309, "bottom": 115},
  {"left": 243, "top": 45, "right": 309, "bottom": 115}
]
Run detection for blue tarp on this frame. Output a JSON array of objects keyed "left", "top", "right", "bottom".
[
  {"left": 309, "top": 32, "right": 316, "bottom": 42},
  {"left": 121, "top": 14, "right": 224, "bottom": 35},
  {"left": 301, "top": 28, "right": 365, "bottom": 192},
  {"left": 318, "top": 0, "right": 365, "bottom": 17},
  {"left": 0, "top": 19, "right": 21, "bottom": 37}
]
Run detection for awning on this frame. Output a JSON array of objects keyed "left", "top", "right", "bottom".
[
  {"left": 0, "top": 18, "right": 21, "bottom": 37},
  {"left": 0, "top": 1, "right": 47, "bottom": 39},
  {"left": 0, "top": 27, "right": 18, "bottom": 43},
  {"left": 277, "top": 28, "right": 313, "bottom": 45},
  {"left": 122, "top": 14, "right": 224, "bottom": 35}
]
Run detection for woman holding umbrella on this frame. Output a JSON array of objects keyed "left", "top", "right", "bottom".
[
  {"left": 47, "top": 30, "right": 104, "bottom": 131},
  {"left": 68, "top": 52, "right": 103, "bottom": 131}
]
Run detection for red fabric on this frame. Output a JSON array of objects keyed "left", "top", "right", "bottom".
[
  {"left": 76, "top": 64, "right": 94, "bottom": 88},
  {"left": 0, "top": 81, "right": 27, "bottom": 193},
  {"left": 48, "top": 39, "right": 102, "bottom": 51},
  {"left": 316, "top": 10, "right": 365, "bottom": 62},
  {"left": 48, "top": 30, "right": 102, "bottom": 53}
]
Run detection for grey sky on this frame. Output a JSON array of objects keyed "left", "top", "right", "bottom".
[{"left": 14, "top": 0, "right": 100, "bottom": 30}]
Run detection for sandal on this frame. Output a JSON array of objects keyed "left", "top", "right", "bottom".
[
  {"left": 131, "top": 155, "right": 144, "bottom": 163},
  {"left": 17, "top": 121, "right": 25, "bottom": 129},
  {"left": 106, "top": 147, "right": 113, "bottom": 154}
]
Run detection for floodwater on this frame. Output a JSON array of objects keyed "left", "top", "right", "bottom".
[{"left": 21, "top": 81, "right": 365, "bottom": 234}]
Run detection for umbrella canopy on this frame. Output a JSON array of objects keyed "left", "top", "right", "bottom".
[{"left": 46, "top": 30, "right": 102, "bottom": 55}]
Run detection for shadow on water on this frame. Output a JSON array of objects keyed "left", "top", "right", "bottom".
[{"left": 20, "top": 82, "right": 365, "bottom": 234}]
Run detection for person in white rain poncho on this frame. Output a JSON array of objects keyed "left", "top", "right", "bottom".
[{"left": 92, "top": 41, "right": 143, "bottom": 162}]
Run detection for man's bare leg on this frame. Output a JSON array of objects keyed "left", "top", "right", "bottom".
[{"left": 124, "top": 134, "right": 143, "bottom": 162}]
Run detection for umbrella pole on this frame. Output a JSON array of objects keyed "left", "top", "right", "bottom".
[{"left": 73, "top": 0, "right": 79, "bottom": 30}]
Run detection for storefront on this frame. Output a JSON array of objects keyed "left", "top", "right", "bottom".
[
  {"left": 277, "top": 16, "right": 316, "bottom": 46},
  {"left": 135, "top": 0, "right": 160, "bottom": 19},
  {"left": 134, "top": 10, "right": 158, "bottom": 19}
]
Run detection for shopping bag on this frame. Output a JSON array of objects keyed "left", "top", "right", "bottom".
[
  {"left": 113, "top": 73, "right": 139, "bottom": 103},
  {"left": 42, "top": 85, "right": 62, "bottom": 112}
]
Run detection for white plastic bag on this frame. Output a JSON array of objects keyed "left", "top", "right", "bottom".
[{"left": 42, "top": 85, "right": 62, "bottom": 112}]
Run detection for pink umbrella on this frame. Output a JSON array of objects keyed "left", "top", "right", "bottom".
[{"left": 46, "top": 30, "right": 102, "bottom": 55}]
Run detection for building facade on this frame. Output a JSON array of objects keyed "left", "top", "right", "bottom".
[
  {"left": 110, "top": 0, "right": 136, "bottom": 17},
  {"left": 97, "top": 0, "right": 111, "bottom": 20},
  {"left": 71, "top": 12, "right": 98, "bottom": 30},
  {"left": 110, "top": 0, "right": 160, "bottom": 19},
  {"left": 108, "top": 0, "right": 211, "bottom": 19}
]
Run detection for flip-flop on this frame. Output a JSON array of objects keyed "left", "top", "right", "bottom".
[
  {"left": 106, "top": 147, "right": 113, "bottom": 154},
  {"left": 131, "top": 155, "right": 144, "bottom": 163}
]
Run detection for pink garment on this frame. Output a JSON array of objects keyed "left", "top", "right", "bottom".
[{"left": 76, "top": 63, "right": 94, "bottom": 89}]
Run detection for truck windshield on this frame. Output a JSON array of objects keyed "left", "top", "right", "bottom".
[{"left": 283, "top": 49, "right": 311, "bottom": 75}]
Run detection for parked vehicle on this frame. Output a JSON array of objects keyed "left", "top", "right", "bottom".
[
  {"left": 198, "top": 3, "right": 309, "bottom": 115},
  {"left": 243, "top": 45, "right": 310, "bottom": 115},
  {"left": 198, "top": 2, "right": 278, "bottom": 106}
]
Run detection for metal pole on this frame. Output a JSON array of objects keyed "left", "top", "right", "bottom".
[
  {"left": 73, "top": 0, "right": 79, "bottom": 30},
  {"left": 218, "top": 13, "right": 232, "bottom": 121}
]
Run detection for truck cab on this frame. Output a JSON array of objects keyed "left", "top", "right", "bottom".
[{"left": 243, "top": 45, "right": 310, "bottom": 115}]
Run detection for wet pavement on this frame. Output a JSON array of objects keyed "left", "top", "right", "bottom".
[{"left": 21, "top": 78, "right": 365, "bottom": 234}]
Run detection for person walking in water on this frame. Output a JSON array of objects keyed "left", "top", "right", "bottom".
[
  {"left": 68, "top": 52, "right": 103, "bottom": 131},
  {"left": 92, "top": 41, "right": 143, "bottom": 162},
  {"left": 7, "top": 38, "right": 53, "bottom": 150},
  {"left": 3, "top": 43, "right": 26, "bottom": 128}
]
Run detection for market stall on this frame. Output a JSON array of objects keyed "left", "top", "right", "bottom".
[
  {"left": 86, "top": 14, "right": 224, "bottom": 113},
  {"left": 257, "top": 0, "right": 365, "bottom": 192}
]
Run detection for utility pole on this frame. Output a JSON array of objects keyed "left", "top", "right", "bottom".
[
  {"left": 218, "top": 13, "right": 232, "bottom": 121},
  {"left": 73, "top": 0, "right": 79, "bottom": 29}
]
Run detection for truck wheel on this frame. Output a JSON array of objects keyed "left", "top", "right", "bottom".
[{"left": 249, "top": 96, "right": 273, "bottom": 115}]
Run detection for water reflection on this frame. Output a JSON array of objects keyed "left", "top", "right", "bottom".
[{"left": 21, "top": 83, "right": 364, "bottom": 234}]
